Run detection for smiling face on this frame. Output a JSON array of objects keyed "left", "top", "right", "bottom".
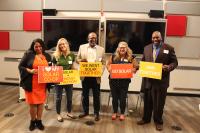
[
  {"left": 152, "top": 31, "right": 162, "bottom": 46},
  {"left": 118, "top": 43, "right": 127, "bottom": 56},
  {"left": 88, "top": 32, "right": 97, "bottom": 47},
  {"left": 34, "top": 42, "right": 43, "bottom": 54},
  {"left": 59, "top": 40, "right": 68, "bottom": 52}
]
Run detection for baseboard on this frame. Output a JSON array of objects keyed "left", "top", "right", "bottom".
[
  {"left": 73, "top": 88, "right": 200, "bottom": 97},
  {"left": 0, "top": 82, "right": 19, "bottom": 86},
  {"left": 0, "top": 85, "right": 199, "bottom": 97}
]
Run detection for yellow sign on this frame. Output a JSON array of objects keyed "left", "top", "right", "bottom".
[
  {"left": 79, "top": 62, "right": 102, "bottom": 77},
  {"left": 59, "top": 70, "right": 80, "bottom": 85},
  {"left": 139, "top": 61, "right": 163, "bottom": 80}
]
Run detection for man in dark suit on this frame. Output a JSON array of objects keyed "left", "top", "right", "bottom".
[
  {"left": 137, "top": 31, "right": 178, "bottom": 131},
  {"left": 76, "top": 32, "right": 105, "bottom": 121}
]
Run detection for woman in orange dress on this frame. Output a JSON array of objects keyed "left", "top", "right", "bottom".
[{"left": 18, "top": 38, "right": 51, "bottom": 131}]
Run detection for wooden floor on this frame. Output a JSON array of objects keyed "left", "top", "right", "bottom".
[{"left": 0, "top": 85, "right": 199, "bottom": 133}]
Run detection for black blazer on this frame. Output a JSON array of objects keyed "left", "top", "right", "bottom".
[
  {"left": 141, "top": 43, "right": 178, "bottom": 91},
  {"left": 18, "top": 50, "right": 51, "bottom": 92}
]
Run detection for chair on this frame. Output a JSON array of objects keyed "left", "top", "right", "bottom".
[
  {"left": 45, "top": 85, "right": 56, "bottom": 110},
  {"left": 107, "top": 92, "right": 129, "bottom": 115},
  {"left": 134, "top": 92, "right": 144, "bottom": 115},
  {"left": 45, "top": 85, "right": 66, "bottom": 110}
]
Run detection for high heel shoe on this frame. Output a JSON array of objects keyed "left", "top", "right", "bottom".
[
  {"left": 111, "top": 113, "right": 117, "bottom": 120},
  {"left": 119, "top": 115, "right": 125, "bottom": 121}
]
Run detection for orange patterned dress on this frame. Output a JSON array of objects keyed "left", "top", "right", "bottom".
[{"left": 25, "top": 55, "right": 48, "bottom": 104}]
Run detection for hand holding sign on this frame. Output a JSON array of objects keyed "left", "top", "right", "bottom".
[
  {"left": 79, "top": 62, "right": 102, "bottom": 77},
  {"left": 38, "top": 66, "right": 63, "bottom": 83},
  {"left": 139, "top": 61, "right": 163, "bottom": 80},
  {"left": 110, "top": 64, "right": 133, "bottom": 79}
]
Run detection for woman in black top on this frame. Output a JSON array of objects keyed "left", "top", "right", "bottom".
[{"left": 107, "top": 41, "right": 138, "bottom": 121}]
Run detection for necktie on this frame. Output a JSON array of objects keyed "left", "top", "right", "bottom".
[{"left": 153, "top": 48, "right": 156, "bottom": 62}]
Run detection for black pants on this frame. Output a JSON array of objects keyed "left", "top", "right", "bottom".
[
  {"left": 142, "top": 86, "right": 167, "bottom": 124},
  {"left": 109, "top": 79, "right": 130, "bottom": 114},
  {"left": 55, "top": 85, "right": 73, "bottom": 114},
  {"left": 81, "top": 77, "right": 100, "bottom": 115}
]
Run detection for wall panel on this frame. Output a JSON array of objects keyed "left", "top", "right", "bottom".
[
  {"left": 166, "top": 2, "right": 200, "bottom": 15},
  {"left": 44, "top": 0, "right": 100, "bottom": 11},
  {"left": 165, "top": 37, "right": 200, "bottom": 58},
  {"left": 0, "top": 12, "right": 23, "bottom": 30},
  {"left": 10, "top": 32, "right": 41, "bottom": 50},
  {"left": 44, "top": 0, "right": 163, "bottom": 13},
  {"left": 186, "top": 16, "right": 200, "bottom": 37},
  {"left": 0, "top": 0, "right": 42, "bottom": 10},
  {"left": 104, "top": 0, "right": 163, "bottom": 13}
]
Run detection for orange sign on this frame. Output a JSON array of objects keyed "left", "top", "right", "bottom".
[
  {"left": 38, "top": 66, "right": 63, "bottom": 83},
  {"left": 110, "top": 64, "right": 133, "bottom": 79}
]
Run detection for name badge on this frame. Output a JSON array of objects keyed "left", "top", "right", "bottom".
[
  {"left": 68, "top": 61, "right": 72, "bottom": 64},
  {"left": 124, "top": 59, "right": 128, "bottom": 62},
  {"left": 98, "top": 58, "right": 102, "bottom": 62},
  {"left": 163, "top": 50, "right": 169, "bottom": 54}
]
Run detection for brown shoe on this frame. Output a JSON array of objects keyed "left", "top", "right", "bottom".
[
  {"left": 137, "top": 120, "right": 149, "bottom": 125},
  {"left": 94, "top": 114, "right": 100, "bottom": 121},
  {"left": 156, "top": 124, "right": 163, "bottom": 131},
  {"left": 79, "top": 113, "right": 88, "bottom": 118}
]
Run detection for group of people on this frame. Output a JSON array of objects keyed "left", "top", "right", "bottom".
[{"left": 18, "top": 31, "right": 178, "bottom": 131}]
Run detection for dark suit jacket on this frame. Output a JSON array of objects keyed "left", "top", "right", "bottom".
[
  {"left": 18, "top": 50, "right": 51, "bottom": 92},
  {"left": 141, "top": 43, "right": 178, "bottom": 91}
]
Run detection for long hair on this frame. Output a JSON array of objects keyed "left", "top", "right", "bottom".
[
  {"left": 29, "top": 38, "right": 46, "bottom": 53},
  {"left": 113, "top": 41, "right": 133, "bottom": 62},
  {"left": 53, "top": 38, "right": 70, "bottom": 60}
]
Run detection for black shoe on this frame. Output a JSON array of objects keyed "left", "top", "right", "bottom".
[
  {"left": 137, "top": 120, "right": 150, "bottom": 125},
  {"left": 29, "top": 120, "right": 36, "bottom": 131},
  {"left": 156, "top": 124, "right": 163, "bottom": 131},
  {"left": 94, "top": 115, "right": 100, "bottom": 121},
  {"left": 36, "top": 120, "right": 45, "bottom": 130},
  {"left": 79, "top": 113, "right": 88, "bottom": 118}
]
